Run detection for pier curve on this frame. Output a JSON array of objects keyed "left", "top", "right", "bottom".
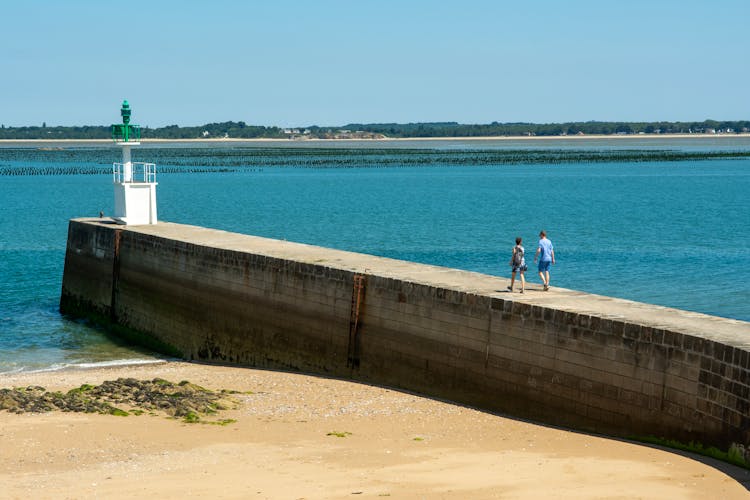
[{"left": 60, "top": 218, "right": 750, "bottom": 452}]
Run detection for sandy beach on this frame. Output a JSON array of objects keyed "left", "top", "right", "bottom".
[{"left": 1, "top": 361, "right": 748, "bottom": 499}]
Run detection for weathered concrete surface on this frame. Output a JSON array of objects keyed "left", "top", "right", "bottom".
[{"left": 61, "top": 218, "right": 750, "bottom": 450}]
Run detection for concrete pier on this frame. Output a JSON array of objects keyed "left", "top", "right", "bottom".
[{"left": 60, "top": 218, "right": 750, "bottom": 451}]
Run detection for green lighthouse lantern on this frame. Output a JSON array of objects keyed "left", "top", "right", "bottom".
[{"left": 112, "top": 99, "right": 140, "bottom": 143}]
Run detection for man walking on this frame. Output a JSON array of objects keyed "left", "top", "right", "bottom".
[{"left": 534, "top": 230, "right": 555, "bottom": 291}]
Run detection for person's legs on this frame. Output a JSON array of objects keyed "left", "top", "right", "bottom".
[
  {"left": 520, "top": 271, "right": 525, "bottom": 292},
  {"left": 508, "top": 270, "right": 516, "bottom": 291},
  {"left": 538, "top": 261, "right": 550, "bottom": 289}
]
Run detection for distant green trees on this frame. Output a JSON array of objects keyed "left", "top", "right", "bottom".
[
  {"left": 140, "top": 121, "right": 285, "bottom": 139},
  {"left": 0, "top": 125, "right": 112, "bottom": 139},
  {"left": 340, "top": 120, "right": 750, "bottom": 137},
  {"left": 0, "top": 120, "right": 747, "bottom": 140},
  {"left": 0, "top": 122, "right": 286, "bottom": 140}
]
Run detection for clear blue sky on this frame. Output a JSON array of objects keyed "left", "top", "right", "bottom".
[{"left": 3, "top": 0, "right": 748, "bottom": 127}]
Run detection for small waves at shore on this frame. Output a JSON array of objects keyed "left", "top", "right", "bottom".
[
  {"left": 0, "top": 299, "right": 165, "bottom": 374},
  {"left": 0, "top": 358, "right": 168, "bottom": 376},
  {"left": 0, "top": 327, "right": 164, "bottom": 375}
]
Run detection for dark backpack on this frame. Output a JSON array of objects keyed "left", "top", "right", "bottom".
[{"left": 513, "top": 246, "right": 524, "bottom": 265}]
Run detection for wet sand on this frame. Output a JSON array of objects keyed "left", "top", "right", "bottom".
[{"left": 1, "top": 361, "right": 748, "bottom": 499}]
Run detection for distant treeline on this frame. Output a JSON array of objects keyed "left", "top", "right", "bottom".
[
  {"left": 0, "top": 122, "right": 286, "bottom": 140},
  {"left": 339, "top": 120, "right": 750, "bottom": 137},
  {"left": 0, "top": 119, "right": 748, "bottom": 140}
]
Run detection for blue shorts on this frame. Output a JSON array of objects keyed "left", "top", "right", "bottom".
[{"left": 538, "top": 260, "right": 551, "bottom": 272}]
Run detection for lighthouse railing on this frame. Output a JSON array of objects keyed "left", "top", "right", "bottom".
[
  {"left": 113, "top": 162, "right": 157, "bottom": 184},
  {"left": 111, "top": 124, "right": 141, "bottom": 142}
]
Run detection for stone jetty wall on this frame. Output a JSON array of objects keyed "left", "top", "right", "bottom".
[{"left": 60, "top": 219, "right": 750, "bottom": 450}]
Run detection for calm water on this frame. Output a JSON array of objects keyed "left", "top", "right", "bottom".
[{"left": 1, "top": 139, "right": 749, "bottom": 373}]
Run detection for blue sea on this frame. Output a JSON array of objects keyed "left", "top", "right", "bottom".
[{"left": 1, "top": 137, "right": 749, "bottom": 373}]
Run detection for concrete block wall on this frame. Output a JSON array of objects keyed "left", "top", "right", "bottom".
[
  {"left": 60, "top": 219, "right": 750, "bottom": 450},
  {"left": 112, "top": 230, "right": 354, "bottom": 375},
  {"left": 357, "top": 275, "right": 750, "bottom": 446},
  {"left": 60, "top": 220, "right": 118, "bottom": 319}
]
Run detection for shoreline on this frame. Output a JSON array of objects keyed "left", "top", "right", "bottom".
[
  {"left": 1, "top": 133, "right": 750, "bottom": 145},
  {"left": 1, "top": 360, "right": 748, "bottom": 498}
]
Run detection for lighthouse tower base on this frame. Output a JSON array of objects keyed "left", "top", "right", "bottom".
[
  {"left": 113, "top": 182, "right": 158, "bottom": 225},
  {"left": 111, "top": 146, "right": 158, "bottom": 225}
]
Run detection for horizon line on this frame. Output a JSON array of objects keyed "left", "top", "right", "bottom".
[{"left": 3, "top": 118, "right": 749, "bottom": 129}]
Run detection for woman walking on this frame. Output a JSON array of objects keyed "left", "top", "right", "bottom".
[{"left": 507, "top": 237, "right": 527, "bottom": 293}]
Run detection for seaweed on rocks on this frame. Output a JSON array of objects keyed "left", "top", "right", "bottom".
[{"left": 0, "top": 378, "right": 238, "bottom": 422}]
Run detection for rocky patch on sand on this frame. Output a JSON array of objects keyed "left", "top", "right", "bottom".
[{"left": 0, "top": 378, "right": 239, "bottom": 423}]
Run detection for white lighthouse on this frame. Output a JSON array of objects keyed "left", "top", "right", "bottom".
[{"left": 111, "top": 100, "right": 158, "bottom": 225}]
